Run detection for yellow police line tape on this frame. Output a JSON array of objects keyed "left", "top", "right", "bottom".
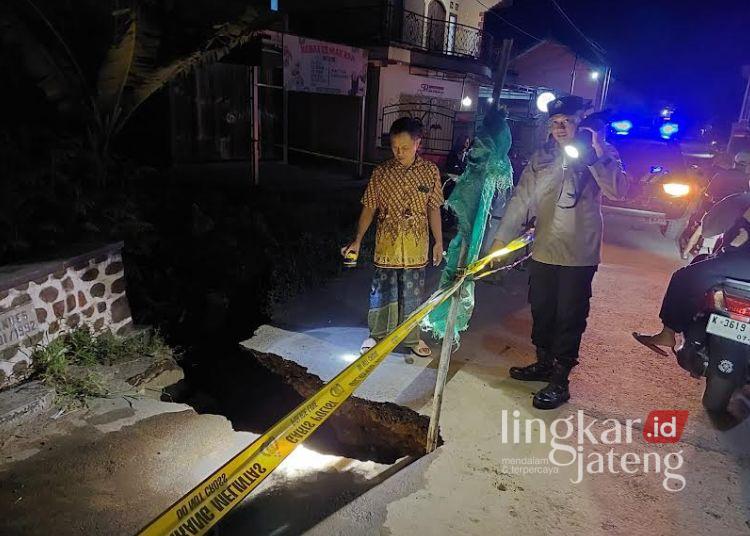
[{"left": 138, "top": 230, "right": 534, "bottom": 536}]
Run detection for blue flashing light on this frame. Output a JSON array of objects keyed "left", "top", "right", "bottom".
[
  {"left": 659, "top": 122, "right": 679, "bottom": 139},
  {"left": 611, "top": 119, "right": 633, "bottom": 135},
  {"left": 650, "top": 166, "right": 664, "bottom": 174}
]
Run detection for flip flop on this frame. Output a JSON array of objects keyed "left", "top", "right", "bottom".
[
  {"left": 632, "top": 332, "right": 669, "bottom": 357},
  {"left": 410, "top": 340, "right": 432, "bottom": 358},
  {"left": 360, "top": 337, "right": 377, "bottom": 355}
]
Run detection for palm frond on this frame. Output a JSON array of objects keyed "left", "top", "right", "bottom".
[
  {"left": 96, "top": 14, "right": 136, "bottom": 129},
  {"left": 114, "top": 6, "right": 269, "bottom": 136}
]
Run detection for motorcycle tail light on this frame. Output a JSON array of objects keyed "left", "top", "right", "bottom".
[
  {"left": 662, "top": 182, "right": 690, "bottom": 197},
  {"left": 723, "top": 291, "right": 750, "bottom": 321},
  {"left": 708, "top": 288, "right": 750, "bottom": 322}
]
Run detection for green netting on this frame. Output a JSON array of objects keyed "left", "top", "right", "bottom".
[{"left": 421, "top": 108, "right": 514, "bottom": 343}]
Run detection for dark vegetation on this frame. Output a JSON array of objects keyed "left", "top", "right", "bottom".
[
  {"left": 1, "top": 0, "right": 366, "bottom": 353},
  {"left": 31, "top": 326, "right": 169, "bottom": 405}
]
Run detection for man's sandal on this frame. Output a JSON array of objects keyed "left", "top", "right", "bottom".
[
  {"left": 632, "top": 332, "right": 670, "bottom": 357},
  {"left": 410, "top": 340, "right": 432, "bottom": 358},
  {"left": 360, "top": 337, "right": 377, "bottom": 355}
]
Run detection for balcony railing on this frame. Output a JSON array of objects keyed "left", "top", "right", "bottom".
[
  {"left": 289, "top": 4, "right": 494, "bottom": 63},
  {"left": 384, "top": 7, "right": 492, "bottom": 61}
]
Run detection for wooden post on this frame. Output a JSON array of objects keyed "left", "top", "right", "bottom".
[
  {"left": 282, "top": 18, "right": 289, "bottom": 165},
  {"left": 357, "top": 81, "right": 367, "bottom": 177},
  {"left": 251, "top": 65, "right": 260, "bottom": 186},
  {"left": 491, "top": 39, "right": 514, "bottom": 107},
  {"left": 426, "top": 241, "right": 468, "bottom": 452}
]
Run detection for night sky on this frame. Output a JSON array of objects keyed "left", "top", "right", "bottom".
[{"left": 490, "top": 0, "right": 750, "bottom": 136}]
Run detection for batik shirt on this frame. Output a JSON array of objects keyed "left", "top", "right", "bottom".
[{"left": 362, "top": 156, "right": 444, "bottom": 269}]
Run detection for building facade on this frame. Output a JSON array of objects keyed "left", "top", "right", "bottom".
[{"left": 283, "top": 0, "right": 504, "bottom": 167}]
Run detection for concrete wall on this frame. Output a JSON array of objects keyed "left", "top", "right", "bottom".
[
  {"left": 405, "top": 0, "right": 424, "bottom": 15},
  {"left": 418, "top": 0, "right": 502, "bottom": 27},
  {"left": 456, "top": 0, "right": 488, "bottom": 29},
  {"left": 375, "top": 63, "right": 479, "bottom": 154},
  {"left": 0, "top": 243, "right": 133, "bottom": 389}
]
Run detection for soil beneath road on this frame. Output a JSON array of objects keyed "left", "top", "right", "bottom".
[{"left": 250, "top": 348, "right": 438, "bottom": 462}]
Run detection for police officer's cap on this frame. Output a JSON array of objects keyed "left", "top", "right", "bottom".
[{"left": 547, "top": 96, "right": 592, "bottom": 117}]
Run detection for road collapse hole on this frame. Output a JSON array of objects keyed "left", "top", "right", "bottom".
[{"left": 169, "top": 343, "right": 441, "bottom": 464}]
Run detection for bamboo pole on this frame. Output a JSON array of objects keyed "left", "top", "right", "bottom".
[{"left": 426, "top": 241, "right": 468, "bottom": 452}]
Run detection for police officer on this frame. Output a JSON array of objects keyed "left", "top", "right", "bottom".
[{"left": 490, "top": 96, "right": 629, "bottom": 409}]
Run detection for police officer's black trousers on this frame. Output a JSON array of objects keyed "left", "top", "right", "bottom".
[{"left": 528, "top": 260, "right": 598, "bottom": 366}]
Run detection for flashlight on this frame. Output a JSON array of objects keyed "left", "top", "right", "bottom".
[
  {"left": 563, "top": 127, "right": 594, "bottom": 162},
  {"left": 564, "top": 145, "right": 580, "bottom": 159}
]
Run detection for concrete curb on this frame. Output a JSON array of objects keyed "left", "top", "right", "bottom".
[{"left": 0, "top": 380, "right": 55, "bottom": 432}]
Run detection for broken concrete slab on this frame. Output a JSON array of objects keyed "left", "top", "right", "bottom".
[
  {"left": 0, "top": 381, "right": 55, "bottom": 433},
  {"left": 242, "top": 325, "right": 440, "bottom": 411}
]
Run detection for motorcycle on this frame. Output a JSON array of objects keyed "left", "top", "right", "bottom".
[
  {"left": 675, "top": 253, "right": 750, "bottom": 413},
  {"left": 679, "top": 188, "right": 720, "bottom": 259}
]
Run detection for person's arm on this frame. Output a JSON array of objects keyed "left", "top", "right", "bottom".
[
  {"left": 428, "top": 207, "right": 443, "bottom": 266},
  {"left": 428, "top": 165, "right": 445, "bottom": 265},
  {"left": 584, "top": 131, "right": 629, "bottom": 200},
  {"left": 342, "top": 172, "right": 379, "bottom": 256},
  {"left": 490, "top": 158, "right": 536, "bottom": 251},
  {"left": 341, "top": 206, "right": 376, "bottom": 256}
]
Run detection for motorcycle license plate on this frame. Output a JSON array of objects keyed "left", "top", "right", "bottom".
[{"left": 706, "top": 314, "right": 750, "bottom": 345}]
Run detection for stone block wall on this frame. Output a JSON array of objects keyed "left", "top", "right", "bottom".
[{"left": 0, "top": 243, "right": 133, "bottom": 389}]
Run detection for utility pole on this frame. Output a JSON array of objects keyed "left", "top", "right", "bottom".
[
  {"left": 491, "top": 39, "right": 514, "bottom": 107},
  {"left": 595, "top": 66, "right": 612, "bottom": 110},
  {"left": 729, "top": 65, "right": 750, "bottom": 157},
  {"left": 738, "top": 65, "right": 750, "bottom": 124},
  {"left": 569, "top": 54, "right": 578, "bottom": 95}
]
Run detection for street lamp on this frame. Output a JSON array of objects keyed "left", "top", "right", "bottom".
[
  {"left": 536, "top": 91, "right": 556, "bottom": 112},
  {"left": 461, "top": 96, "right": 472, "bottom": 108},
  {"left": 590, "top": 70, "right": 600, "bottom": 80}
]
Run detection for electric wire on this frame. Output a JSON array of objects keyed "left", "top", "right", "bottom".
[
  {"left": 473, "top": 0, "right": 544, "bottom": 43},
  {"left": 547, "top": 0, "right": 607, "bottom": 57}
]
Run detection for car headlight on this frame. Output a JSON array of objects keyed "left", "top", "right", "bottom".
[{"left": 662, "top": 182, "right": 690, "bottom": 197}]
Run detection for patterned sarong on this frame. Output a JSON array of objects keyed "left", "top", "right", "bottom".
[{"left": 368, "top": 267, "right": 426, "bottom": 347}]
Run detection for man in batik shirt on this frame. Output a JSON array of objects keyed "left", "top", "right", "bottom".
[{"left": 342, "top": 117, "right": 444, "bottom": 360}]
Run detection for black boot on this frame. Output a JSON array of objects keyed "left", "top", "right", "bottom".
[
  {"left": 533, "top": 361, "right": 576, "bottom": 410},
  {"left": 509, "top": 348, "right": 554, "bottom": 382}
]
